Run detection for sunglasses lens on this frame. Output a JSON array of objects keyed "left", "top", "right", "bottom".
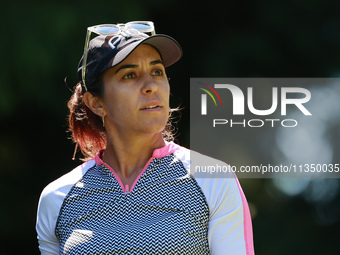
[
  {"left": 95, "top": 26, "right": 120, "bottom": 34},
  {"left": 128, "top": 23, "right": 153, "bottom": 32}
]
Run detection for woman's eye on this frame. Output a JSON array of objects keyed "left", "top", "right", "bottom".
[
  {"left": 122, "top": 73, "right": 136, "bottom": 79},
  {"left": 151, "top": 69, "right": 163, "bottom": 76}
]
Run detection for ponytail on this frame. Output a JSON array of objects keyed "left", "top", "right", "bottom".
[{"left": 67, "top": 83, "right": 107, "bottom": 161}]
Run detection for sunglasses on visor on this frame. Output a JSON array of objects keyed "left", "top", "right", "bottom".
[{"left": 81, "top": 21, "right": 156, "bottom": 91}]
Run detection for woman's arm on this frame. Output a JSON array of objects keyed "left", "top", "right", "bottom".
[
  {"left": 36, "top": 184, "right": 61, "bottom": 254},
  {"left": 36, "top": 160, "right": 96, "bottom": 254},
  {"left": 205, "top": 176, "right": 254, "bottom": 255},
  {"left": 175, "top": 147, "right": 255, "bottom": 255}
]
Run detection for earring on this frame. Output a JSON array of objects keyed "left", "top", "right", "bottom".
[{"left": 102, "top": 114, "right": 105, "bottom": 127}]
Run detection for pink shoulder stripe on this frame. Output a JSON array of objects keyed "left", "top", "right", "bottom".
[{"left": 234, "top": 175, "right": 255, "bottom": 255}]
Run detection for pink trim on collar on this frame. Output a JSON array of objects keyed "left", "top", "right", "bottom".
[
  {"left": 94, "top": 150, "right": 125, "bottom": 192},
  {"left": 152, "top": 141, "right": 180, "bottom": 158},
  {"left": 93, "top": 142, "right": 181, "bottom": 193},
  {"left": 129, "top": 142, "right": 180, "bottom": 193}
]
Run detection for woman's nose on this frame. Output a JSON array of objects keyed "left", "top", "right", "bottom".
[{"left": 141, "top": 73, "right": 158, "bottom": 94}]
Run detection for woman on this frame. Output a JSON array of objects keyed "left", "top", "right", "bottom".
[{"left": 36, "top": 21, "right": 254, "bottom": 254}]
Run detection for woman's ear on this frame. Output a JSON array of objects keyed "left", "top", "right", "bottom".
[{"left": 83, "top": 92, "right": 106, "bottom": 117}]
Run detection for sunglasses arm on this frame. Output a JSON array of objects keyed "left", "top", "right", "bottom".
[{"left": 81, "top": 29, "right": 92, "bottom": 91}]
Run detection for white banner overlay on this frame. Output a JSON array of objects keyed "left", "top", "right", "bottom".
[{"left": 190, "top": 78, "right": 340, "bottom": 178}]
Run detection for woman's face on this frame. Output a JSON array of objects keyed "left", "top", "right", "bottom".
[{"left": 100, "top": 44, "right": 170, "bottom": 137}]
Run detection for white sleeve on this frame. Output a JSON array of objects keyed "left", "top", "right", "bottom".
[
  {"left": 175, "top": 148, "right": 255, "bottom": 255},
  {"left": 36, "top": 160, "right": 95, "bottom": 254},
  {"left": 36, "top": 185, "right": 61, "bottom": 254},
  {"left": 196, "top": 176, "right": 254, "bottom": 255}
]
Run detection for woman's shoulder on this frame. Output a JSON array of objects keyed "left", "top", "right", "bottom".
[
  {"left": 36, "top": 159, "right": 96, "bottom": 249},
  {"left": 37, "top": 159, "right": 96, "bottom": 223},
  {"left": 173, "top": 144, "right": 235, "bottom": 178},
  {"left": 174, "top": 145, "right": 254, "bottom": 254},
  {"left": 40, "top": 159, "right": 96, "bottom": 200},
  {"left": 173, "top": 144, "right": 244, "bottom": 211}
]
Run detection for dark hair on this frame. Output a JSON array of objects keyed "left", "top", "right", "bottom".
[{"left": 67, "top": 75, "right": 176, "bottom": 161}]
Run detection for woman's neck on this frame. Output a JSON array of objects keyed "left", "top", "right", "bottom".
[{"left": 102, "top": 132, "right": 165, "bottom": 186}]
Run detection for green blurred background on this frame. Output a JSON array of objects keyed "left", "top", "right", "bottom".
[{"left": 1, "top": 0, "right": 340, "bottom": 254}]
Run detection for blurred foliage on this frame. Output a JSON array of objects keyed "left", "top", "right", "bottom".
[{"left": 1, "top": 0, "right": 340, "bottom": 254}]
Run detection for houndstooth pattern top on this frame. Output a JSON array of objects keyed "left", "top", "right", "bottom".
[{"left": 36, "top": 142, "right": 254, "bottom": 255}]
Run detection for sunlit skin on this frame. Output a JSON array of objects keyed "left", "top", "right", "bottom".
[{"left": 84, "top": 45, "right": 170, "bottom": 188}]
